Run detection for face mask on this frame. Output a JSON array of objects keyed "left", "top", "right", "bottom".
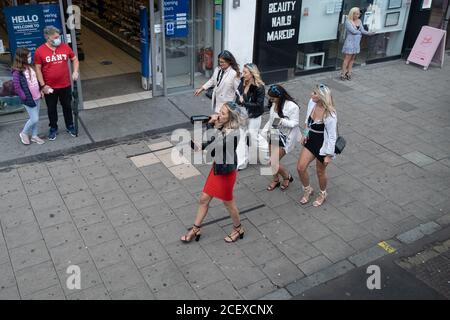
[
  {"left": 51, "top": 37, "right": 61, "bottom": 47},
  {"left": 27, "top": 57, "right": 32, "bottom": 64}
]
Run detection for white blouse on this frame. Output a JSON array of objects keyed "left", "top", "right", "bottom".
[
  {"left": 262, "top": 100, "right": 301, "bottom": 154},
  {"left": 305, "top": 99, "right": 338, "bottom": 157}
]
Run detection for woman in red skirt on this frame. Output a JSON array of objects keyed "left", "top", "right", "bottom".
[{"left": 181, "top": 102, "right": 246, "bottom": 244}]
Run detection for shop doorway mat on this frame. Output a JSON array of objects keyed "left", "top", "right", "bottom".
[{"left": 81, "top": 72, "right": 142, "bottom": 101}]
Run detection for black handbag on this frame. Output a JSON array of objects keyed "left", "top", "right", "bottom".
[
  {"left": 205, "top": 87, "right": 214, "bottom": 99},
  {"left": 335, "top": 135, "right": 346, "bottom": 154},
  {"left": 326, "top": 123, "right": 346, "bottom": 154}
]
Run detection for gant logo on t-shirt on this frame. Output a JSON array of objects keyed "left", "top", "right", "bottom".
[{"left": 45, "top": 54, "right": 68, "bottom": 63}]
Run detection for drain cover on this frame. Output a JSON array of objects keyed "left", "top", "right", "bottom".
[{"left": 100, "top": 60, "right": 113, "bottom": 65}]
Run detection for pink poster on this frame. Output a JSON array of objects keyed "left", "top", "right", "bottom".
[{"left": 407, "top": 26, "right": 446, "bottom": 70}]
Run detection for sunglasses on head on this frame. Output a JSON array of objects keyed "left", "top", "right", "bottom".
[
  {"left": 219, "top": 50, "right": 232, "bottom": 59},
  {"left": 316, "top": 83, "right": 329, "bottom": 94},
  {"left": 269, "top": 85, "right": 282, "bottom": 97},
  {"left": 227, "top": 101, "right": 239, "bottom": 111}
]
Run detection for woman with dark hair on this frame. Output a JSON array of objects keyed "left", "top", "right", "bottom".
[
  {"left": 261, "top": 84, "right": 300, "bottom": 191},
  {"left": 181, "top": 102, "right": 246, "bottom": 244},
  {"left": 194, "top": 50, "right": 240, "bottom": 113},
  {"left": 12, "top": 47, "right": 45, "bottom": 145}
]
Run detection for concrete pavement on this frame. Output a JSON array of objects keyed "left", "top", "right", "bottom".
[
  {"left": 0, "top": 58, "right": 449, "bottom": 299},
  {"left": 292, "top": 225, "right": 450, "bottom": 300}
]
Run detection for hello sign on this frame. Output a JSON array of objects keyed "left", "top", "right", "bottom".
[{"left": 3, "top": 4, "right": 63, "bottom": 59}]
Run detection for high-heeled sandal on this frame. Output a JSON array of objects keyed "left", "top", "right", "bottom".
[
  {"left": 340, "top": 73, "right": 347, "bottom": 81},
  {"left": 267, "top": 179, "right": 281, "bottom": 191},
  {"left": 224, "top": 224, "right": 245, "bottom": 243},
  {"left": 180, "top": 224, "right": 201, "bottom": 243},
  {"left": 313, "top": 190, "right": 327, "bottom": 207},
  {"left": 280, "top": 174, "right": 294, "bottom": 191},
  {"left": 345, "top": 72, "right": 352, "bottom": 81},
  {"left": 300, "top": 186, "right": 314, "bottom": 205}
]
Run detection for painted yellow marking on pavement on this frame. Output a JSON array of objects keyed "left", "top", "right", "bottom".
[{"left": 378, "top": 241, "right": 397, "bottom": 254}]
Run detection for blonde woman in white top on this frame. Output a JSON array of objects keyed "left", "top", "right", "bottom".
[
  {"left": 297, "top": 84, "right": 337, "bottom": 207},
  {"left": 262, "top": 85, "right": 301, "bottom": 191},
  {"left": 235, "top": 63, "right": 266, "bottom": 170},
  {"left": 194, "top": 50, "right": 240, "bottom": 113}
]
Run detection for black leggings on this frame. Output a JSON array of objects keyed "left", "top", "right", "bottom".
[{"left": 45, "top": 86, "right": 73, "bottom": 130}]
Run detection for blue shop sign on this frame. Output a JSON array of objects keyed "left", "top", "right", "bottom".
[
  {"left": 42, "top": 4, "right": 63, "bottom": 31},
  {"left": 164, "top": 0, "right": 189, "bottom": 38},
  {"left": 3, "top": 4, "right": 62, "bottom": 59}
]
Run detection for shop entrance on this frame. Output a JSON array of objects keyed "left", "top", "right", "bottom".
[
  {"left": 76, "top": 0, "right": 223, "bottom": 100},
  {"left": 160, "top": 0, "right": 223, "bottom": 94},
  {"left": 75, "top": 0, "right": 150, "bottom": 105},
  {"left": 0, "top": 0, "right": 222, "bottom": 109}
]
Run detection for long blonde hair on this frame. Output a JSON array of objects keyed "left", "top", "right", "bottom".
[
  {"left": 347, "top": 7, "right": 360, "bottom": 21},
  {"left": 244, "top": 63, "right": 265, "bottom": 87},
  {"left": 314, "top": 84, "right": 336, "bottom": 119}
]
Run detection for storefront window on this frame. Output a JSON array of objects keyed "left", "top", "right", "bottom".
[
  {"left": 165, "top": 0, "right": 223, "bottom": 91},
  {"left": 428, "top": 0, "right": 450, "bottom": 49},
  {"left": 296, "top": 0, "right": 342, "bottom": 73},
  {"left": 339, "top": 0, "right": 411, "bottom": 64}
]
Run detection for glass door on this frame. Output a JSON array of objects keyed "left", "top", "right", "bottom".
[
  {"left": 163, "top": 0, "right": 194, "bottom": 92},
  {"left": 152, "top": 0, "right": 222, "bottom": 95},
  {"left": 154, "top": 0, "right": 223, "bottom": 94},
  {"left": 193, "top": 0, "right": 223, "bottom": 89}
]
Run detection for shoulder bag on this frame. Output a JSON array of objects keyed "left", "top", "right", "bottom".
[{"left": 326, "top": 122, "right": 346, "bottom": 154}]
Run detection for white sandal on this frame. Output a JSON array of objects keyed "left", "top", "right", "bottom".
[
  {"left": 300, "top": 186, "right": 314, "bottom": 205},
  {"left": 313, "top": 190, "right": 327, "bottom": 207}
]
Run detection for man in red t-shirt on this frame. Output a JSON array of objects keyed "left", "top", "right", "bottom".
[{"left": 35, "top": 26, "right": 79, "bottom": 141}]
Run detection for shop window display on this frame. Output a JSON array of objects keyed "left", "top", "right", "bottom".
[
  {"left": 77, "top": 0, "right": 146, "bottom": 52},
  {"left": 296, "top": 41, "right": 338, "bottom": 73},
  {"left": 428, "top": 0, "right": 450, "bottom": 49},
  {"left": 296, "top": 0, "right": 342, "bottom": 73},
  {"left": 338, "top": 0, "right": 412, "bottom": 64}
]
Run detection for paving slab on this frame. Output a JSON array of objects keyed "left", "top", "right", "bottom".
[{"left": 2, "top": 58, "right": 450, "bottom": 300}]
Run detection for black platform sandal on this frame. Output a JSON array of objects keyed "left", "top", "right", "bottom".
[
  {"left": 267, "top": 179, "right": 281, "bottom": 191},
  {"left": 224, "top": 224, "right": 245, "bottom": 243},
  {"left": 180, "top": 224, "right": 201, "bottom": 243},
  {"left": 280, "top": 174, "right": 294, "bottom": 191}
]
